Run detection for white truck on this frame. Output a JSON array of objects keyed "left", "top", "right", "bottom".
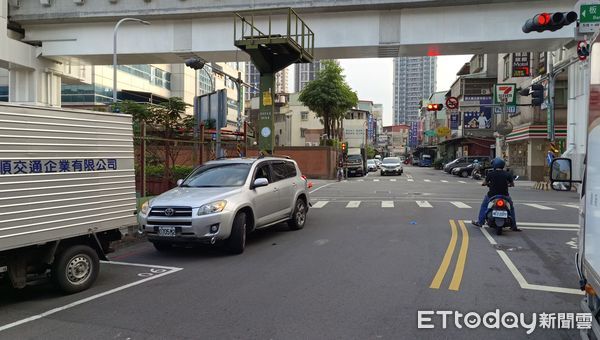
[
  {"left": 550, "top": 32, "right": 600, "bottom": 338},
  {"left": 0, "top": 103, "right": 137, "bottom": 293}
]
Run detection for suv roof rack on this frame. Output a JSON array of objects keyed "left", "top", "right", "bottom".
[{"left": 257, "top": 153, "right": 291, "bottom": 160}]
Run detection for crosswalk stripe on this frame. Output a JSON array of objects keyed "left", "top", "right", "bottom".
[
  {"left": 374, "top": 179, "right": 380, "bottom": 182},
  {"left": 451, "top": 201, "right": 472, "bottom": 209},
  {"left": 440, "top": 180, "right": 448, "bottom": 183},
  {"left": 357, "top": 179, "right": 364, "bottom": 182},
  {"left": 524, "top": 203, "right": 556, "bottom": 210},
  {"left": 346, "top": 201, "right": 361, "bottom": 208},
  {"left": 458, "top": 181, "right": 467, "bottom": 184},
  {"left": 312, "top": 201, "right": 329, "bottom": 209},
  {"left": 424, "top": 179, "right": 431, "bottom": 182},
  {"left": 563, "top": 204, "right": 579, "bottom": 209},
  {"left": 416, "top": 200, "right": 433, "bottom": 208},
  {"left": 390, "top": 179, "right": 397, "bottom": 182},
  {"left": 408, "top": 179, "right": 414, "bottom": 182},
  {"left": 382, "top": 201, "right": 394, "bottom": 208}
]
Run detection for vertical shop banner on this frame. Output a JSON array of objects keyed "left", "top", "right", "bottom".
[
  {"left": 463, "top": 96, "right": 492, "bottom": 130},
  {"left": 450, "top": 111, "right": 460, "bottom": 130},
  {"left": 409, "top": 122, "right": 419, "bottom": 147}
]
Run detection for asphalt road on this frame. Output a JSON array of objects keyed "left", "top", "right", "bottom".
[{"left": 0, "top": 166, "right": 584, "bottom": 339}]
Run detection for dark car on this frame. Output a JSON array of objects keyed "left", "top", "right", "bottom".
[
  {"left": 452, "top": 160, "right": 491, "bottom": 177},
  {"left": 443, "top": 156, "right": 491, "bottom": 173}
]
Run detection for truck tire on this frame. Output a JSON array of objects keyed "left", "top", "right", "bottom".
[
  {"left": 226, "top": 212, "right": 247, "bottom": 255},
  {"left": 288, "top": 198, "right": 307, "bottom": 230},
  {"left": 52, "top": 245, "right": 99, "bottom": 294}
]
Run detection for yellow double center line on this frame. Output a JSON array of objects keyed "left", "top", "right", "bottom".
[{"left": 430, "top": 220, "right": 470, "bottom": 291}]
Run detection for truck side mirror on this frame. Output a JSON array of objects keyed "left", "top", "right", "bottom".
[{"left": 550, "top": 158, "right": 572, "bottom": 191}]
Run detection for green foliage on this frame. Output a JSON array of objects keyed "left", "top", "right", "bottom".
[
  {"left": 365, "top": 145, "right": 377, "bottom": 159},
  {"left": 433, "top": 158, "right": 444, "bottom": 170},
  {"left": 299, "top": 60, "right": 358, "bottom": 140},
  {"left": 142, "top": 165, "right": 195, "bottom": 179}
]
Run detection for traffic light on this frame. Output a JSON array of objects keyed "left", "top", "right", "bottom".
[
  {"left": 519, "top": 84, "right": 545, "bottom": 107},
  {"left": 341, "top": 142, "right": 347, "bottom": 154},
  {"left": 522, "top": 12, "right": 578, "bottom": 33},
  {"left": 185, "top": 57, "right": 207, "bottom": 70},
  {"left": 427, "top": 103, "right": 443, "bottom": 111},
  {"left": 578, "top": 41, "right": 590, "bottom": 61}
]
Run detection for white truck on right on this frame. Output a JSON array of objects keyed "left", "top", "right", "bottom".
[{"left": 551, "top": 32, "right": 600, "bottom": 339}]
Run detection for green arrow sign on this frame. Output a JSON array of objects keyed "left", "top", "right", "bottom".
[{"left": 581, "top": 4, "right": 600, "bottom": 23}]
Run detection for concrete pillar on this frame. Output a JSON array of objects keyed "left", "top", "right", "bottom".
[{"left": 8, "top": 67, "right": 61, "bottom": 107}]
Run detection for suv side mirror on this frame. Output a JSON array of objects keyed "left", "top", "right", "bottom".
[
  {"left": 253, "top": 178, "right": 269, "bottom": 188},
  {"left": 550, "top": 158, "right": 573, "bottom": 191},
  {"left": 176, "top": 179, "right": 184, "bottom": 187}
]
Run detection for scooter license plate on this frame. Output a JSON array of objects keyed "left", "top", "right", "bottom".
[{"left": 492, "top": 210, "right": 508, "bottom": 218}]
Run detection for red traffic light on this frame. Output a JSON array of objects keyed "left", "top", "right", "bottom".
[
  {"left": 341, "top": 142, "right": 347, "bottom": 151},
  {"left": 537, "top": 13, "right": 550, "bottom": 25},
  {"left": 427, "top": 104, "right": 443, "bottom": 111}
]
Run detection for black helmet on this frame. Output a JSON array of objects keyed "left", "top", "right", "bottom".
[{"left": 491, "top": 158, "right": 505, "bottom": 170}]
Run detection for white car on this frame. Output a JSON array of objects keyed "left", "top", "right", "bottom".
[{"left": 380, "top": 157, "right": 404, "bottom": 176}]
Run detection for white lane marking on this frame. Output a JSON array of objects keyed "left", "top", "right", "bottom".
[
  {"left": 390, "top": 179, "right": 397, "bottom": 182},
  {"left": 440, "top": 180, "right": 449, "bottom": 183},
  {"left": 424, "top": 179, "right": 431, "bottom": 182},
  {"left": 309, "top": 182, "right": 334, "bottom": 194},
  {"left": 480, "top": 227, "right": 583, "bottom": 295},
  {"left": 102, "top": 261, "right": 180, "bottom": 270},
  {"left": 357, "top": 179, "right": 364, "bottom": 182},
  {"left": 0, "top": 262, "right": 183, "bottom": 332},
  {"left": 519, "top": 227, "right": 579, "bottom": 231},
  {"left": 462, "top": 220, "right": 578, "bottom": 228},
  {"left": 451, "top": 201, "right": 472, "bottom": 209},
  {"left": 346, "top": 201, "right": 361, "bottom": 208},
  {"left": 524, "top": 203, "right": 556, "bottom": 210},
  {"left": 311, "top": 201, "right": 329, "bottom": 209},
  {"left": 373, "top": 179, "right": 380, "bottom": 182},
  {"left": 563, "top": 204, "right": 579, "bottom": 209},
  {"left": 458, "top": 181, "right": 467, "bottom": 184},
  {"left": 416, "top": 200, "right": 433, "bottom": 208},
  {"left": 407, "top": 178, "right": 414, "bottom": 182},
  {"left": 382, "top": 201, "right": 394, "bottom": 208},
  {"left": 314, "top": 239, "right": 329, "bottom": 246}
]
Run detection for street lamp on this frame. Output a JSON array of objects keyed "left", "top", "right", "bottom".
[{"left": 113, "top": 18, "right": 150, "bottom": 107}]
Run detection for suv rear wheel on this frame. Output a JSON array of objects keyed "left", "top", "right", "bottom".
[
  {"left": 226, "top": 212, "right": 247, "bottom": 254},
  {"left": 288, "top": 198, "right": 307, "bottom": 230}
]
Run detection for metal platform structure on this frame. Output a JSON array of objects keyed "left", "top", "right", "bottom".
[{"left": 234, "top": 8, "right": 314, "bottom": 153}]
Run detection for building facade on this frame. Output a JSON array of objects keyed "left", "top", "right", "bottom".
[
  {"left": 393, "top": 57, "right": 436, "bottom": 126},
  {"left": 295, "top": 60, "right": 324, "bottom": 92},
  {"left": 244, "top": 62, "right": 290, "bottom": 101}
]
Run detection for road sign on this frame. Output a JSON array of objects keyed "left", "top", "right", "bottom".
[
  {"left": 436, "top": 126, "right": 451, "bottom": 137},
  {"left": 580, "top": 4, "right": 600, "bottom": 33},
  {"left": 493, "top": 105, "right": 517, "bottom": 114},
  {"left": 446, "top": 96, "right": 459, "bottom": 110},
  {"left": 494, "top": 84, "right": 517, "bottom": 105}
]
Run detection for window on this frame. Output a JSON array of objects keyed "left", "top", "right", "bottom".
[
  {"left": 284, "top": 162, "right": 297, "bottom": 178},
  {"left": 271, "top": 162, "right": 288, "bottom": 182},
  {"left": 503, "top": 54, "right": 511, "bottom": 80},
  {"left": 254, "top": 163, "right": 272, "bottom": 182},
  {"left": 301, "top": 111, "right": 309, "bottom": 121},
  {"left": 300, "top": 128, "right": 306, "bottom": 138}
]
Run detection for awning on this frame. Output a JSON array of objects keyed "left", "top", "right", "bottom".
[{"left": 506, "top": 124, "right": 567, "bottom": 142}]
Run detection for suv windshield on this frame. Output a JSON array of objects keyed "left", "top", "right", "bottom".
[
  {"left": 383, "top": 158, "right": 400, "bottom": 164},
  {"left": 182, "top": 163, "right": 251, "bottom": 187},
  {"left": 367, "top": 160, "right": 375, "bottom": 164}
]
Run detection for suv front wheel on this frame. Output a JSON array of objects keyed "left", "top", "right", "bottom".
[
  {"left": 288, "top": 198, "right": 307, "bottom": 230},
  {"left": 226, "top": 212, "right": 247, "bottom": 254}
]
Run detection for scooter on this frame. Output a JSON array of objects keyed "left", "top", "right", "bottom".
[{"left": 485, "top": 195, "right": 514, "bottom": 235}]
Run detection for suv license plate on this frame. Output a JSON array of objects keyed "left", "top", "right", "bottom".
[
  {"left": 158, "top": 227, "right": 176, "bottom": 237},
  {"left": 492, "top": 210, "right": 508, "bottom": 218}
]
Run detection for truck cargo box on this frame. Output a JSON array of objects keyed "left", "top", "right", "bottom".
[{"left": 0, "top": 103, "right": 137, "bottom": 252}]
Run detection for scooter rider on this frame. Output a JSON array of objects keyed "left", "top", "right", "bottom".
[{"left": 471, "top": 158, "right": 520, "bottom": 231}]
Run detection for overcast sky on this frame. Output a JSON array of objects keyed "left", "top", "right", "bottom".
[{"left": 338, "top": 55, "right": 472, "bottom": 126}]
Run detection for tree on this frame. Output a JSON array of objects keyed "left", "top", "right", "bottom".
[
  {"left": 299, "top": 60, "right": 358, "bottom": 141},
  {"left": 118, "top": 98, "right": 192, "bottom": 185}
]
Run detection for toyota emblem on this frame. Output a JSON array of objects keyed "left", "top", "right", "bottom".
[{"left": 164, "top": 208, "right": 175, "bottom": 217}]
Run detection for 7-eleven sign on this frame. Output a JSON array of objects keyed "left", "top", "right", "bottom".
[{"left": 494, "top": 84, "right": 517, "bottom": 104}]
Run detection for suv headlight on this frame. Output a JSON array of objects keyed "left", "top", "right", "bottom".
[
  {"left": 140, "top": 200, "right": 151, "bottom": 215},
  {"left": 198, "top": 200, "right": 227, "bottom": 216}
]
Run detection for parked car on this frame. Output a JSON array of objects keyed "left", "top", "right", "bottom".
[
  {"left": 453, "top": 160, "right": 491, "bottom": 178},
  {"left": 346, "top": 154, "right": 365, "bottom": 177},
  {"left": 367, "top": 159, "right": 378, "bottom": 172},
  {"left": 443, "top": 156, "right": 491, "bottom": 173},
  {"left": 380, "top": 157, "right": 404, "bottom": 176},
  {"left": 138, "top": 157, "right": 310, "bottom": 254}
]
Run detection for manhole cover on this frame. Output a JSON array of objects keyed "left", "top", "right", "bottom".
[{"left": 493, "top": 244, "right": 523, "bottom": 252}]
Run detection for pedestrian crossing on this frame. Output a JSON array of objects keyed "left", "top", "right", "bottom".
[
  {"left": 345, "top": 178, "right": 476, "bottom": 184},
  {"left": 310, "top": 200, "right": 576, "bottom": 211}
]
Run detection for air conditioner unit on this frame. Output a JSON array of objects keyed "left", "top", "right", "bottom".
[
  {"left": 481, "top": 89, "right": 491, "bottom": 95},
  {"left": 40, "top": 0, "right": 51, "bottom": 6},
  {"left": 305, "top": 142, "right": 312, "bottom": 147}
]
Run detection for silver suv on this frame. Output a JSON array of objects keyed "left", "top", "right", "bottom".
[{"left": 138, "top": 157, "right": 310, "bottom": 254}]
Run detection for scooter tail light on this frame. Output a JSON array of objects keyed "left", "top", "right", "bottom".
[{"left": 496, "top": 199, "right": 505, "bottom": 207}]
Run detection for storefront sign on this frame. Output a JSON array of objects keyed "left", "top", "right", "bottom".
[{"left": 463, "top": 96, "right": 492, "bottom": 130}]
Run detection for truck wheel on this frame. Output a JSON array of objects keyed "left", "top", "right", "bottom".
[
  {"left": 288, "top": 198, "right": 307, "bottom": 230},
  {"left": 226, "top": 212, "right": 247, "bottom": 255},
  {"left": 152, "top": 241, "right": 172, "bottom": 252},
  {"left": 52, "top": 245, "right": 99, "bottom": 294}
]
